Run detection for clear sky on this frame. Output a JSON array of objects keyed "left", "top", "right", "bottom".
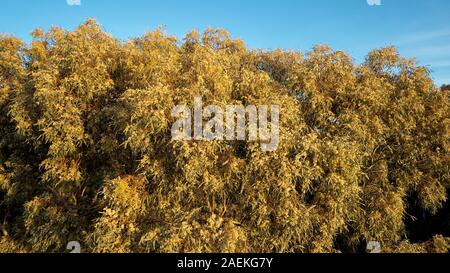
[{"left": 1, "top": 0, "right": 449, "bottom": 85}]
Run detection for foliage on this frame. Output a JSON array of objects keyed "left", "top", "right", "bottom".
[{"left": 0, "top": 20, "right": 449, "bottom": 253}]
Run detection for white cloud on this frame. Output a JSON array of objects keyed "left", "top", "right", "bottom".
[{"left": 67, "top": 0, "right": 81, "bottom": 6}]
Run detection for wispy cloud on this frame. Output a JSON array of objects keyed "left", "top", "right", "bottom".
[
  {"left": 402, "top": 44, "right": 450, "bottom": 59},
  {"left": 393, "top": 28, "right": 450, "bottom": 78},
  {"left": 433, "top": 77, "right": 450, "bottom": 86},
  {"left": 380, "top": 26, "right": 450, "bottom": 86},
  {"left": 422, "top": 60, "right": 450, "bottom": 68},
  {"left": 395, "top": 28, "right": 450, "bottom": 46}
]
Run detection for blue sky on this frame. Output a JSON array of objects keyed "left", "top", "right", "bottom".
[{"left": 1, "top": 0, "right": 449, "bottom": 85}]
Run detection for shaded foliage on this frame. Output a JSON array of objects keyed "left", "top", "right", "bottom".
[{"left": 0, "top": 20, "right": 449, "bottom": 253}]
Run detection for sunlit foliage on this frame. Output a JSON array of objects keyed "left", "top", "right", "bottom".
[{"left": 0, "top": 20, "right": 449, "bottom": 253}]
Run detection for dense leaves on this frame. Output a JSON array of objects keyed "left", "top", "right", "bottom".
[{"left": 0, "top": 20, "right": 449, "bottom": 253}]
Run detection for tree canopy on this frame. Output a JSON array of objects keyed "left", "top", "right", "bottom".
[{"left": 0, "top": 20, "right": 449, "bottom": 253}]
